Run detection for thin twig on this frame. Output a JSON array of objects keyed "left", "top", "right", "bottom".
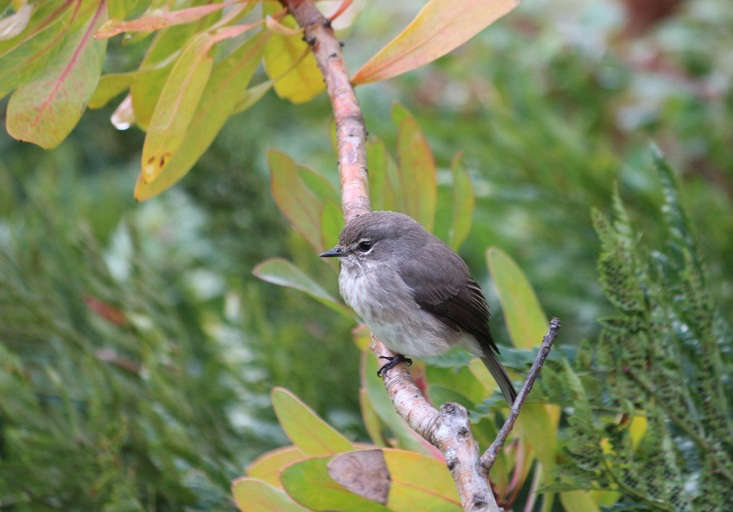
[{"left": 481, "top": 318, "right": 561, "bottom": 471}]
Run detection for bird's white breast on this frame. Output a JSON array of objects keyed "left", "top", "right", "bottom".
[{"left": 339, "top": 260, "right": 467, "bottom": 357}]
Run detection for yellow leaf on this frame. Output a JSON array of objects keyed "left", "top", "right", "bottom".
[
  {"left": 263, "top": 13, "right": 323, "bottom": 103},
  {"left": 560, "top": 490, "right": 602, "bottom": 512},
  {"left": 135, "top": 32, "right": 268, "bottom": 200},
  {"left": 232, "top": 477, "right": 309, "bottom": 512},
  {"left": 271, "top": 387, "right": 354, "bottom": 456},
  {"left": 247, "top": 446, "right": 306, "bottom": 489},
  {"left": 140, "top": 32, "right": 213, "bottom": 184},
  {"left": 382, "top": 449, "right": 461, "bottom": 511},
  {"left": 486, "top": 247, "right": 548, "bottom": 349},
  {"left": 352, "top": 0, "right": 518, "bottom": 84}
]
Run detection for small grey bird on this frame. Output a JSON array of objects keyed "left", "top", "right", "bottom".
[{"left": 320, "top": 210, "right": 517, "bottom": 404}]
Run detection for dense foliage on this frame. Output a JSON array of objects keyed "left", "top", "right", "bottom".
[
  {"left": 1, "top": 0, "right": 731, "bottom": 510},
  {"left": 543, "top": 153, "right": 732, "bottom": 510}
]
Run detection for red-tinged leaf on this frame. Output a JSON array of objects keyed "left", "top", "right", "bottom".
[
  {"left": 6, "top": 1, "right": 107, "bottom": 149},
  {"left": 264, "top": 14, "right": 301, "bottom": 36},
  {"left": 84, "top": 295, "right": 126, "bottom": 325},
  {"left": 0, "top": 1, "right": 96, "bottom": 100},
  {"left": 232, "top": 478, "right": 309, "bottom": 512},
  {"left": 317, "top": 0, "right": 365, "bottom": 30},
  {"left": 352, "top": 0, "right": 518, "bottom": 84},
  {"left": 247, "top": 446, "right": 306, "bottom": 489},
  {"left": 96, "top": 1, "right": 235, "bottom": 39},
  {"left": 139, "top": 32, "right": 213, "bottom": 185},
  {"left": 0, "top": 4, "right": 33, "bottom": 41},
  {"left": 263, "top": 6, "right": 323, "bottom": 104},
  {"left": 268, "top": 150, "right": 331, "bottom": 252},
  {"left": 135, "top": 32, "right": 268, "bottom": 200},
  {"left": 448, "top": 152, "right": 474, "bottom": 250},
  {"left": 0, "top": 1, "right": 68, "bottom": 57},
  {"left": 395, "top": 106, "right": 437, "bottom": 231}
]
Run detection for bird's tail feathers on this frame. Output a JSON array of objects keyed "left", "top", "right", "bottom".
[{"left": 481, "top": 355, "right": 517, "bottom": 405}]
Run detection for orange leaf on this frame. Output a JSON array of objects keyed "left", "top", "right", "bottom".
[
  {"left": 352, "top": 0, "right": 518, "bottom": 85},
  {"left": 95, "top": 1, "right": 238, "bottom": 39}
]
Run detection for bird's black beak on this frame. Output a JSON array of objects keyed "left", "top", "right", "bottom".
[{"left": 320, "top": 246, "right": 344, "bottom": 258}]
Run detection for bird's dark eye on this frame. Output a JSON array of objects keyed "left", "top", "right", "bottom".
[{"left": 357, "top": 240, "right": 373, "bottom": 252}]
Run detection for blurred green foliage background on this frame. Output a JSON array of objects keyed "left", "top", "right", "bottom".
[{"left": 1, "top": 0, "right": 731, "bottom": 509}]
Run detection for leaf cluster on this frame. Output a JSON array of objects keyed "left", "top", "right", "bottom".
[
  {"left": 541, "top": 151, "right": 733, "bottom": 510},
  {"left": 0, "top": 0, "right": 517, "bottom": 201}
]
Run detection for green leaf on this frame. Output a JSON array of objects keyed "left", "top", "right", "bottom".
[
  {"left": 359, "top": 387, "right": 386, "bottom": 447},
  {"left": 448, "top": 153, "right": 474, "bottom": 250},
  {"left": 321, "top": 199, "right": 343, "bottom": 250},
  {"left": 382, "top": 449, "right": 461, "bottom": 511},
  {"left": 139, "top": 32, "right": 213, "bottom": 185},
  {"left": 352, "top": 0, "right": 518, "bottom": 84},
  {"left": 88, "top": 71, "right": 137, "bottom": 109},
  {"left": 559, "top": 490, "right": 602, "bottom": 512},
  {"left": 271, "top": 387, "right": 354, "bottom": 456},
  {"left": 232, "top": 79, "right": 272, "bottom": 114},
  {"left": 486, "top": 247, "right": 548, "bottom": 349},
  {"left": 130, "top": 21, "right": 205, "bottom": 129},
  {"left": 268, "top": 150, "right": 334, "bottom": 252},
  {"left": 252, "top": 258, "right": 350, "bottom": 316},
  {"left": 6, "top": 2, "right": 107, "bottom": 148},
  {"left": 108, "top": 0, "right": 152, "bottom": 21},
  {"left": 232, "top": 477, "right": 309, "bottom": 512},
  {"left": 281, "top": 457, "right": 391, "bottom": 511},
  {"left": 366, "top": 136, "right": 402, "bottom": 212},
  {"left": 426, "top": 365, "right": 486, "bottom": 404},
  {"left": 262, "top": 9, "right": 323, "bottom": 103},
  {"left": 134, "top": 32, "right": 268, "bottom": 200},
  {"left": 394, "top": 106, "right": 437, "bottom": 231},
  {"left": 247, "top": 446, "right": 306, "bottom": 489}
]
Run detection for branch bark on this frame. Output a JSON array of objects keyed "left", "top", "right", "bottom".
[
  {"left": 280, "top": 2, "right": 559, "bottom": 510},
  {"left": 280, "top": 0, "right": 369, "bottom": 223}
]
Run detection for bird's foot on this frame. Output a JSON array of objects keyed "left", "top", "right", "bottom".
[{"left": 376, "top": 354, "right": 412, "bottom": 377}]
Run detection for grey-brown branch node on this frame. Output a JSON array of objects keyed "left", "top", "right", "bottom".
[{"left": 281, "top": 1, "right": 560, "bottom": 509}]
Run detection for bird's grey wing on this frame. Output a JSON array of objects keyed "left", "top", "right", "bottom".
[{"left": 397, "top": 243, "right": 499, "bottom": 355}]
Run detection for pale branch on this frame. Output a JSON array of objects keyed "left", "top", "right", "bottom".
[
  {"left": 480, "top": 318, "right": 561, "bottom": 471},
  {"left": 280, "top": 1, "right": 559, "bottom": 510},
  {"left": 279, "top": 0, "right": 370, "bottom": 223},
  {"left": 371, "top": 337, "right": 501, "bottom": 512}
]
